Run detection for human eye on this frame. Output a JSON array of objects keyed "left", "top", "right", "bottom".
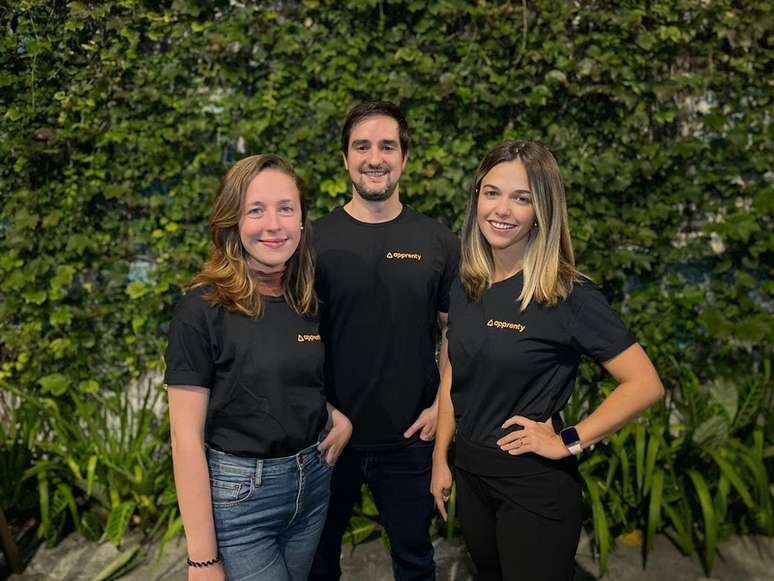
[
  {"left": 246, "top": 206, "right": 264, "bottom": 218},
  {"left": 481, "top": 189, "right": 498, "bottom": 198},
  {"left": 278, "top": 205, "right": 295, "bottom": 215},
  {"left": 513, "top": 193, "right": 532, "bottom": 205}
]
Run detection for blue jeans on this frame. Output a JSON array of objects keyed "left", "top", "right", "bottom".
[
  {"left": 309, "top": 438, "right": 436, "bottom": 581},
  {"left": 207, "top": 442, "right": 333, "bottom": 581}
]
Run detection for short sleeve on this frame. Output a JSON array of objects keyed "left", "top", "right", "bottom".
[
  {"left": 567, "top": 284, "right": 637, "bottom": 362},
  {"left": 163, "top": 292, "right": 215, "bottom": 388},
  {"left": 437, "top": 230, "right": 461, "bottom": 314}
]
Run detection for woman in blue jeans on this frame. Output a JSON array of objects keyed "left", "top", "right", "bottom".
[{"left": 165, "top": 154, "right": 352, "bottom": 581}]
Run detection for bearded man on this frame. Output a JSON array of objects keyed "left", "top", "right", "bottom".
[{"left": 310, "top": 101, "right": 459, "bottom": 581}]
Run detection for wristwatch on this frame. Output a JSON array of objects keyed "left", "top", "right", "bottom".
[{"left": 560, "top": 426, "right": 583, "bottom": 456}]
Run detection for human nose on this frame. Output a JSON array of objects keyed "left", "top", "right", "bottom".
[
  {"left": 366, "top": 147, "right": 382, "bottom": 166},
  {"left": 494, "top": 196, "right": 511, "bottom": 217},
  {"left": 264, "top": 209, "right": 281, "bottom": 230}
]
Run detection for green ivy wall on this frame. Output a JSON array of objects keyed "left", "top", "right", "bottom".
[{"left": 1, "top": 0, "right": 771, "bottom": 574}]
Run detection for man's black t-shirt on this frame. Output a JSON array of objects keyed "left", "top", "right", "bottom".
[
  {"left": 314, "top": 206, "right": 460, "bottom": 449},
  {"left": 448, "top": 273, "right": 636, "bottom": 475},
  {"left": 163, "top": 286, "right": 327, "bottom": 458}
]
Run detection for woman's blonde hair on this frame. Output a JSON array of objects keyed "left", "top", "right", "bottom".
[
  {"left": 191, "top": 154, "right": 317, "bottom": 318},
  {"left": 460, "top": 140, "right": 584, "bottom": 310}
]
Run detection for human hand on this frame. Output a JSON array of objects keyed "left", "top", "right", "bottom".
[
  {"left": 318, "top": 407, "right": 352, "bottom": 465},
  {"left": 188, "top": 562, "right": 226, "bottom": 581},
  {"left": 404, "top": 399, "right": 438, "bottom": 441},
  {"left": 430, "top": 458, "right": 453, "bottom": 521},
  {"left": 496, "top": 415, "right": 568, "bottom": 460}
]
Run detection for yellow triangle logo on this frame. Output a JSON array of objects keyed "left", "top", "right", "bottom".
[
  {"left": 297, "top": 334, "right": 304, "bottom": 342},
  {"left": 486, "top": 319, "right": 494, "bottom": 327},
  {"left": 386, "top": 252, "right": 393, "bottom": 258}
]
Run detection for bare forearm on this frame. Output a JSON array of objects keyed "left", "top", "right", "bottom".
[
  {"left": 438, "top": 335, "right": 449, "bottom": 379},
  {"left": 436, "top": 312, "right": 450, "bottom": 389},
  {"left": 498, "top": 344, "right": 663, "bottom": 460},
  {"left": 433, "top": 367, "right": 455, "bottom": 462},
  {"left": 171, "top": 435, "right": 218, "bottom": 560},
  {"left": 434, "top": 399, "right": 455, "bottom": 461},
  {"left": 576, "top": 371, "right": 663, "bottom": 449}
]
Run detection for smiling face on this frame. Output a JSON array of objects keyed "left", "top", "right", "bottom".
[
  {"left": 238, "top": 169, "right": 302, "bottom": 272},
  {"left": 343, "top": 115, "right": 407, "bottom": 202},
  {"left": 476, "top": 160, "right": 536, "bottom": 258}
]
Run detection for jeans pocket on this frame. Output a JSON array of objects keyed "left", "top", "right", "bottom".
[{"left": 210, "top": 475, "right": 254, "bottom": 508}]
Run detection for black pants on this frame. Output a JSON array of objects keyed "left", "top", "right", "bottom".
[
  {"left": 456, "top": 465, "right": 583, "bottom": 581},
  {"left": 309, "top": 439, "right": 436, "bottom": 581}
]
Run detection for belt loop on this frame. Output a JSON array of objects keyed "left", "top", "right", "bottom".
[{"left": 255, "top": 459, "right": 263, "bottom": 486}]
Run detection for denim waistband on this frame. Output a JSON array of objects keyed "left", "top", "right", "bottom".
[{"left": 206, "top": 440, "right": 322, "bottom": 480}]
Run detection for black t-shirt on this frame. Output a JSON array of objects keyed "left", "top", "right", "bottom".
[
  {"left": 163, "top": 286, "right": 327, "bottom": 458},
  {"left": 448, "top": 273, "right": 636, "bottom": 475},
  {"left": 314, "top": 206, "right": 460, "bottom": 449}
]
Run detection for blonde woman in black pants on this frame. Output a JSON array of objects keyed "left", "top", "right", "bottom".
[{"left": 431, "top": 141, "right": 664, "bottom": 580}]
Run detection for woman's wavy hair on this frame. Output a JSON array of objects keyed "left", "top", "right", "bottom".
[
  {"left": 191, "top": 154, "right": 317, "bottom": 318},
  {"left": 461, "top": 140, "right": 584, "bottom": 310}
]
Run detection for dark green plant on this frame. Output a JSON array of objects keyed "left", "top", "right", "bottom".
[
  {"left": 571, "top": 360, "right": 773, "bottom": 575},
  {"left": 0, "top": 393, "right": 37, "bottom": 518},
  {"left": 10, "top": 377, "right": 177, "bottom": 549},
  {"left": 342, "top": 485, "right": 382, "bottom": 546}
]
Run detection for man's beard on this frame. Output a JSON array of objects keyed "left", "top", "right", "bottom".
[{"left": 352, "top": 169, "right": 398, "bottom": 202}]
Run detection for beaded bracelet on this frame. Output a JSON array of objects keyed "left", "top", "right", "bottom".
[{"left": 186, "top": 553, "right": 222, "bottom": 568}]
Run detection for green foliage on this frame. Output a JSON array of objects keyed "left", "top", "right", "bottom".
[
  {"left": 342, "top": 485, "right": 383, "bottom": 546},
  {"left": 568, "top": 361, "right": 773, "bottom": 575},
  {"left": 1, "top": 0, "right": 771, "bottom": 574},
  {"left": 91, "top": 545, "right": 142, "bottom": 581},
  {"left": 106, "top": 501, "right": 136, "bottom": 547},
  {"left": 4, "top": 376, "right": 175, "bottom": 549}
]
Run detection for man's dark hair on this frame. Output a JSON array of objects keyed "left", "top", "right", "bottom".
[{"left": 341, "top": 101, "right": 410, "bottom": 159}]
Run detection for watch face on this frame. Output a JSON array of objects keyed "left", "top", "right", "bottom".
[{"left": 561, "top": 426, "right": 579, "bottom": 446}]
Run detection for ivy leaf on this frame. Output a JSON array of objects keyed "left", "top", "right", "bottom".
[
  {"left": 126, "top": 281, "right": 149, "bottom": 299},
  {"left": 38, "top": 373, "right": 71, "bottom": 396},
  {"left": 22, "top": 289, "right": 47, "bottom": 305},
  {"left": 49, "top": 338, "right": 73, "bottom": 359},
  {"left": 78, "top": 380, "right": 99, "bottom": 393},
  {"left": 320, "top": 178, "right": 348, "bottom": 197}
]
